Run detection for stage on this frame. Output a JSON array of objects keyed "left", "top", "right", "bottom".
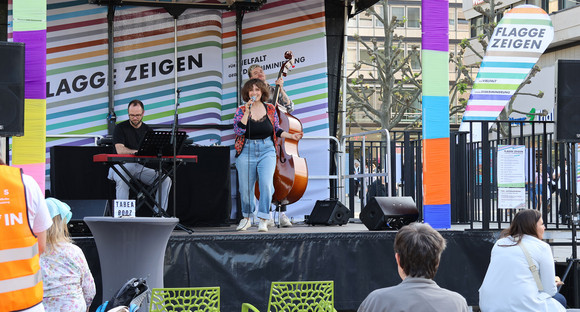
[{"left": 75, "top": 221, "right": 499, "bottom": 312}]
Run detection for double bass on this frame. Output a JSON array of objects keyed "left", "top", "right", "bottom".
[{"left": 256, "top": 51, "right": 308, "bottom": 205}]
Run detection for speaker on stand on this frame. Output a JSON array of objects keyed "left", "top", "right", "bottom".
[
  {"left": 555, "top": 59, "right": 580, "bottom": 142},
  {"left": 305, "top": 199, "right": 350, "bottom": 226},
  {"left": 0, "top": 42, "right": 25, "bottom": 137},
  {"left": 360, "top": 196, "right": 418, "bottom": 230}
]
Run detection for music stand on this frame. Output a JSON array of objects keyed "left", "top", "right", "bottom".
[
  {"left": 133, "top": 130, "right": 193, "bottom": 233},
  {"left": 136, "top": 130, "right": 186, "bottom": 157}
]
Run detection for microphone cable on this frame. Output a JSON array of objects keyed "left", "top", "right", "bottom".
[{"left": 246, "top": 95, "right": 256, "bottom": 224}]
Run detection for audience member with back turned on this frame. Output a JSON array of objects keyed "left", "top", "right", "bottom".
[
  {"left": 358, "top": 222, "right": 468, "bottom": 312},
  {"left": 107, "top": 99, "right": 172, "bottom": 213},
  {"left": 41, "top": 198, "right": 96, "bottom": 311},
  {"left": 0, "top": 157, "right": 53, "bottom": 312},
  {"left": 479, "top": 209, "right": 566, "bottom": 311}
]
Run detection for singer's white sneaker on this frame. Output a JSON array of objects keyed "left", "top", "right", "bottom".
[
  {"left": 236, "top": 218, "right": 251, "bottom": 231},
  {"left": 258, "top": 219, "right": 268, "bottom": 232}
]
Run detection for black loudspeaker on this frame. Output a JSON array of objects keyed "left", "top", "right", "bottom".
[
  {"left": 0, "top": 42, "right": 25, "bottom": 137},
  {"left": 62, "top": 199, "right": 109, "bottom": 236},
  {"left": 360, "top": 196, "right": 418, "bottom": 230},
  {"left": 556, "top": 60, "right": 580, "bottom": 142},
  {"left": 306, "top": 199, "right": 350, "bottom": 225}
]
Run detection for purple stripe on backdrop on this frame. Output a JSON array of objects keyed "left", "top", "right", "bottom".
[
  {"left": 170, "top": 112, "right": 222, "bottom": 124},
  {"left": 469, "top": 94, "right": 513, "bottom": 101},
  {"left": 46, "top": 138, "right": 96, "bottom": 153},
  {"left": 13, "top": 30, "right": 47, "bottom": 100},
  {"left": 422, "top": 0, "right": 449, "bottom": 52},
  {"left": 222, "top": 133, "right": 235, "bottom": 141},
  {"left": 292, "top": 102, "right": 328, "bottom": 115}
]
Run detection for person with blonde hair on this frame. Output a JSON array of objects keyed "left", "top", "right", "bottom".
[{"left": 40, "top": 198, "right": 96, "bottom": 311}]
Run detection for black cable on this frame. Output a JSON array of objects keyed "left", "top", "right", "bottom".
[{"left": 246, "top": 101, "right": 251, "bottom": 225}]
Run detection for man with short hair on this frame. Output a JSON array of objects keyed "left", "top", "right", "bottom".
[
  {"left": 248, "top": 64, "right": 294, "bottom": 113},
  {"left": 108, "top": 99, "right": 172, "bottom": 213},
  {"left": 358, "top": 222, "right": 468, "bottom": 312},
  {"left": 0, "top": 157, "right": 53, "bottom": 311}
]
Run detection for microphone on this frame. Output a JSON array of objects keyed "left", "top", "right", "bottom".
[{"left": 249, "top": 96, "right": 256, "bottom": 109}]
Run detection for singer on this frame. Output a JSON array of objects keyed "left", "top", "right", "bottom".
[{"left": 233, "top": 78, "right": 303, "bottom": 232}]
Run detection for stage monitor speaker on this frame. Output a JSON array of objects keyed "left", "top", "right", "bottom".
[
  {"left": 360, "top": 196, "right": 418, "bottom": 231},
  {"left": 556, "top": 59, "right": 580, "bottom": 142},
  {"left": 0, "top": 42, "right": 25, "bottom": 137},
  {"left": 62, "top": 199, "right": 109, "bottom": 236},
  {"left": 306, "top": 199, "right": 350, "bottom": 225}
]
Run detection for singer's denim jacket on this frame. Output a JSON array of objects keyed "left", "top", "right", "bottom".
[{"left": 233, "top": 102, "right": 283, "bottom": 157}]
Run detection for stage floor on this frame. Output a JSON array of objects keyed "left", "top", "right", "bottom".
[{"left": 77, "top": 220, "right": 500, "bottom": 312}]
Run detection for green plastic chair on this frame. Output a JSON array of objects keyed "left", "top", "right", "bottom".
[
  {"left": 149, "top": 287, "right": 220, "bottom": 312},
  {"left": 241, "top": 281, "right": 336, "bottom": 312}
]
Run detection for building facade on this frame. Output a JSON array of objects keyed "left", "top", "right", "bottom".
[{"left": 345, "top": 0, "right": 471, "bottom": 134}]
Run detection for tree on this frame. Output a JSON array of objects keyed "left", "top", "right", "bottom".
[{"left": 345, "top": 1, "right": 422, "bottom": 132}]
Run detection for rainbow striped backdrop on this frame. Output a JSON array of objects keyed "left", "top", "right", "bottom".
[{"left": 9, "top": 0, "right": 329, "bottom": 192}]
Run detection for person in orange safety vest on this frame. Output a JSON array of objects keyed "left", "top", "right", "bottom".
[{"left": 0, "top": 157, "right": 52, "bottom": 312}]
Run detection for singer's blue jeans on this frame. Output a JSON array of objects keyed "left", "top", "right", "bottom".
[{"left": 235, "top": 138, "right": 276, "bottom": 220}]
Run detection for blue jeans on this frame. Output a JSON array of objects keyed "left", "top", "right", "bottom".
[{"left": 235, "top": 138, "right": 276, "bottom": 220}]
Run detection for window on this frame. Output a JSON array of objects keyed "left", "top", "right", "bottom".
[
  {"left": 471, "top": 16, "right": 483, "bottom": 38},
  {"left": 348, "top": 16, "right": 357, "bottom": 28},
  {"left": 360, "top": 48, "right": 373, "bottom": 64},
  {"left": 563, "top": 0, "right": 578, "bottom": 9},
  {"left": 449, "top": 8, "right": 456, "bottom": 30},
  {"left": 548, "top": 0, "right": 559, "bottom": 13},
  {"left": 408, "top": 47, "right": 420, "bottom": 70},
  {"left": 407, "top": 7, "right": 420, "bottom": 28},
  {"left": 391, "top": 7, "right": 405, "bottom": 25},
  {"left": 359, "top": 12, "right": 373, "bottom": 27},
  {"left": 374, "top": 4, "right": 384, "bottom": 27}
]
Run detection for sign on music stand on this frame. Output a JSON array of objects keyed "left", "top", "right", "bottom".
[{"left": 136, "top": 130, "right": 187, "bottom": 157}]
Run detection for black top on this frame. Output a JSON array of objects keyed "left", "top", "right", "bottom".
[
  {"left": 112, "top": 120, "right": 151, "bottom": 151},
  {"left": 240, "top": 115, "right": 274, "bottom": 140}
]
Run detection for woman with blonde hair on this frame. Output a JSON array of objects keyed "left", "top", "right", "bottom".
[
  {"left": 479, "top": 209, "right": 565, "bottom": 311},
  {"left": 40, "top": 198, "right": 96, "bottom": 311}
]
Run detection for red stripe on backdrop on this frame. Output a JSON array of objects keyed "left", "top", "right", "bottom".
[
  {"left": 223, "top": 11, "right": 325, "bottom": 38},
  {"left": 116, "top": 19, "right": 221, "bottom": 42},
  {"left": 48, "top": 17, "right": 107, "bottom": 32},
  {"left": 47, "top": 20, "right": 221, "bottom": 55},
  {"left": 222, "top": 0, "right": 307, "bottom": 18},
  {"left": 47, "top": 39, "right": 107, "bottom": 54},
  {"left": 47, "top": 8, "right": 164, "bottom": 33}
]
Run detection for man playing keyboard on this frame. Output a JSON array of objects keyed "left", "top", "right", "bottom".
[{"left": 107, "top": 99, "right": 172, "bottom": 213}]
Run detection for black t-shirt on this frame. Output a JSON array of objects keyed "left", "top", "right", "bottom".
[
  {"left": 112, "top": 120, "right": 151, "bottom": 151},
  {"left": 240, "top": 115, "right": 273, "bottom": 140}
]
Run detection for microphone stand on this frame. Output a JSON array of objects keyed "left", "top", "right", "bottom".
[
  {"left": 170, "top": 89, "right": 180, "bottom": 217},
  {"left": 167, "top": 89, "right": 194, "bottom": 234}
]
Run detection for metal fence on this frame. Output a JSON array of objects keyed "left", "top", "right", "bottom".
[{"left": 344, "top": 120, "right": 577, "bottom": 230}]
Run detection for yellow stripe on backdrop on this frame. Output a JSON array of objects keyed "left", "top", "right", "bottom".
[{"left": 12, "top": 99, "right": 47, "bottom": 165}]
